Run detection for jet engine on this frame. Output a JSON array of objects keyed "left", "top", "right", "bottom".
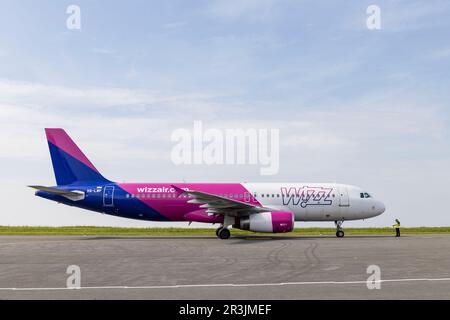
[{"left": 233, "top": 211, "right": 294, "bottom": 233}]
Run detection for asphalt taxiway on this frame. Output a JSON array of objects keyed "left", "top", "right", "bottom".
[{"left": 1, "top": 234, "right": 450, "bottom": 299}]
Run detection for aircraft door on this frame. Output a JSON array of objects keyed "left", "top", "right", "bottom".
[
  {"left": 103, "top": 186, "right": 115, "bottom": 207},
  {"left": 338, "top": 187, "right": 349, "bottom": 207}
]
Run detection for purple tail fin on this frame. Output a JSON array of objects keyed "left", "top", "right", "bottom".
[{"left": 45, "top": 128, "right": 110, "bottom": 185}]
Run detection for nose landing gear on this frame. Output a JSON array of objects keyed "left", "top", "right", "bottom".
[{"left": 335, "top": 220, "right": 345, "bottom": 238}]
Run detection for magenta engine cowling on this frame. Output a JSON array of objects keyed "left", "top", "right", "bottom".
[{"left": 234, "top": 211, "right": 294, "bottom": 233}]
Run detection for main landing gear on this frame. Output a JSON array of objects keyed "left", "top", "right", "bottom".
[
  {"left": 216, "top": 227, "right": 231, "bottom": 240},
  {"left": 335, "top": 220, "right": 345, "bottom": 238}
]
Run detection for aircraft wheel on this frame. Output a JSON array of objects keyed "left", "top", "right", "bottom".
[
  {"left": 216, "top": 227, "right": 223, "bottom": 237},
  {"left": 336, "top": 230, "right": 345, "bottom": 238},
  {"left": 218, "top": 228, "right": 231, "bottom": 240}
]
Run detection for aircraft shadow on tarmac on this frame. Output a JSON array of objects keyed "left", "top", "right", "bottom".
[
  {"left": 227, "top": 235, "right": 397, "bottom": 244},
  {"left": 79, "top": 235, "right": 397, "bottom": 243}
]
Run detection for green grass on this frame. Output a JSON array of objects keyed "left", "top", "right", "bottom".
[{"left": 1, "top": 226, "right": 450, "bottom": 236}]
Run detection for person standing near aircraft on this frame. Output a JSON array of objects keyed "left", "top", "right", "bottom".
[{"left": 393, "top": 219, "right": 401, "bottom": 237}]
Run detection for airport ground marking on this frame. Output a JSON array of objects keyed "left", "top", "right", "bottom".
[{"left": 2, "top": 277, "right": 450, "bottom": 291}]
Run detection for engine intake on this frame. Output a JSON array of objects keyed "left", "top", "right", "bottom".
[{"left": 234, "top": 211, "right": 294, "bottom": 233}]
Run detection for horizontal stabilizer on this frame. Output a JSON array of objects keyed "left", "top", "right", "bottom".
[{"left": 29, "top": 185, "right": 85, "bottom": 201}]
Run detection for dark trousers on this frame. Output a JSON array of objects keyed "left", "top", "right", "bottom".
[{"left": 396, "top": 228, "right": 400, "bottom": 237}]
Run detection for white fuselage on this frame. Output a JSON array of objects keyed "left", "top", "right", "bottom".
[{"left": 242, "top": 183, "right": 385, "bottom": 221}]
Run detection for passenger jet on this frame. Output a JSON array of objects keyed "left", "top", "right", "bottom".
[{"left": 31, "top": 129, "right": 385, "bottom": 239}]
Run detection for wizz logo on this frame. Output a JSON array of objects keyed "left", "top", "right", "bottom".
[{"left": 281, "top": 187, "right": 333, "bottom": 208}]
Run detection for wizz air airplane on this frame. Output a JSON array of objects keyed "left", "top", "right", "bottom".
[{"left": 31, "top": 129, "right": 385, "bottom": 239}]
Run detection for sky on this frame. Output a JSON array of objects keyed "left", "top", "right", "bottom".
[{"left": 1, "top": 0, "right": 450, "bottom": 228}]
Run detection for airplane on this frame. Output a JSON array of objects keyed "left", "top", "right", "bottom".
[{"left": 30, "top": 128, "right": 386, "bottom": 239}]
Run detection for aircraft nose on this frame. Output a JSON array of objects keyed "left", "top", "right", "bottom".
[
  {"left": 369, "top": 200, "right": 385, "bottom": 217},
  {"left": 375, "top": 201, "right": 386, "bottom": 215}
]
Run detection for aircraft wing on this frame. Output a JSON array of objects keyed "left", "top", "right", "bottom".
[
  {"left": 171, "top": 185, "right": 272, "bottom": 217},
  {"left": 28, "top": 186, "right": 85, "bottom": 201}
]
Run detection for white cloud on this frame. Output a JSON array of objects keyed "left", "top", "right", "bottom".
[
  {"left": 0, "top": 79, "right": 219, "bottom": 114},
  {"left": 0, "top": 79, "right": 446, "bottom": 164}
]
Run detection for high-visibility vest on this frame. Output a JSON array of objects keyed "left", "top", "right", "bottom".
[{"left": 393, "top": 222, "right": 400, "bottom": 228}]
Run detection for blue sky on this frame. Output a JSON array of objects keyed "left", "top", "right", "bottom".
[{"left": 1, "top": 0, "right": 450, "bottom": 227}]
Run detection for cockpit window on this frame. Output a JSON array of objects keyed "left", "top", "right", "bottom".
[
  {"left": 361, "top": 192, "right": 372, "bottom": 198},
  {"left": 360, "top": 193, "right": 364, "bottom": 198},
  {"left": 364, "top": 193, "right": 371, "bottom": 198}
]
